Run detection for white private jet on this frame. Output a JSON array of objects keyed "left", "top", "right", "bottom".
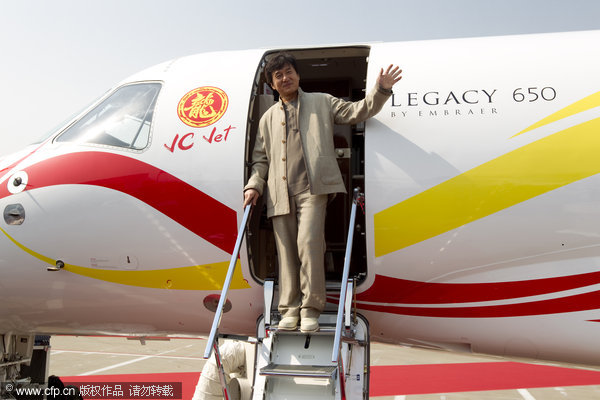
[{"left": 1, "top": 29, "right": 600, "bottom": 399}]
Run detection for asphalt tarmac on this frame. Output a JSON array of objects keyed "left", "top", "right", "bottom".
[{"left": 47, "top": 335, "right": 600, "bottom": 399}]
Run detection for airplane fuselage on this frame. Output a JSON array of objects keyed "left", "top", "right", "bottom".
[{"left": 2, "top": 30, "right": 600, "bottom": 367}]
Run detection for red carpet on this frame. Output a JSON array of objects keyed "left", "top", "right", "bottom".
[
  {"left": 370, "top": 362, "right": 600, "bottom": 396},
  {"left": 63, "top": 372, "right": 200, "bottom": 400},
  {"left": 63, "top": 362, "right": 600, "bottom": 398}
]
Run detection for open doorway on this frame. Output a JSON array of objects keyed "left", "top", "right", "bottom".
[{"left": 244, "top": 46, "right": 370, "bottom": 289}]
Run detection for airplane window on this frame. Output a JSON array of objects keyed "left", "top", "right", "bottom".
[{"left": 56, "top": 83, "right": 161, "bottom": 150}]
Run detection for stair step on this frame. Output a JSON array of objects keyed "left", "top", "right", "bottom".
[
  {"left": 272, "top": 325, "right": 337, "bottom": 335},
  {"left": 260, "top": 363, "right": 337, "bottom": 379}
]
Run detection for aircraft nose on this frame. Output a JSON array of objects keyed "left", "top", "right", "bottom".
[
  {"left": 0, "top": 155, "right": 8, "bottom": 172},
  {"left": 0, "top": 152, "right": 32, "bottom": 200},
  {"left": 0, "top": 143, "right": 45, "bottom": 194},
  {"left": 6, "top": 171, "right": 28, "bottom": 194}
]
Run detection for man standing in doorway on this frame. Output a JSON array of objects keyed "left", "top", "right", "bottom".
[{"left": 244, "top": 53, "right": 402, "bottom": 332}]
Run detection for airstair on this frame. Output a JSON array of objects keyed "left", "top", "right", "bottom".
[{"left": 203, "top": 188, "right": 369, "bottom": 399}]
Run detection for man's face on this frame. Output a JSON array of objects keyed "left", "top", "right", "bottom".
[{"left": 270, "top": 63, "right": 300, "bottom": 100}]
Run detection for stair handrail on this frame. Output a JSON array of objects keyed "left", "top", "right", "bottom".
[
  {"left": 203, "top": 204, "right": 252, "bottom": 359},
  {"left": 332, "top": 188, "right": 363, "bottom": 363}
]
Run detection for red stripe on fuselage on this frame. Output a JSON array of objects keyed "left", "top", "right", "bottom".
[
  {"left": 0, "top": 142, "right": 45, "bottom": 176},
  {"left": 358, "top": 272, "right": 600, "bottom": 304},
  {"left": 0, "top": 151, "right": 238, "bottom": 254},
  {"left": 357, "top": 289, "right": 600, "bottom": 318}
]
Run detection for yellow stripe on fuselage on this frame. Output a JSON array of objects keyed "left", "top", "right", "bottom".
[
  {"left": 63, "top": 261, "right": 249, "bottom": 290},
  {"left": 513, "top": 90, "right": 600, "bottom": 137},
  {"left": 374, "top": 117, "right": 600, "bottom": 257},
  {"left": 0, "top": 227, "right": 250, "bottom": 290}
]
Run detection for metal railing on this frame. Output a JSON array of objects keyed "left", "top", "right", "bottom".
[
  {"left": 203, "top": 204, "right": 252, "bottom": 359},
  {"left": 332, "top": 188, "right": 363, "bottom": 363}
]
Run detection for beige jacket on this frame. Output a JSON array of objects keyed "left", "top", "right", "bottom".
[{"left": 245, "top": 86, "right": 391, "bottom": 217}]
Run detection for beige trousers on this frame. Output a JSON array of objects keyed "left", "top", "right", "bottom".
[{"left": 272, "top": 191, "right": 327, "bottom": 319}]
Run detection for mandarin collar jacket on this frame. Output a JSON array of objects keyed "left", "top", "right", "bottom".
[{"left": 245, "top": 86, "right": 392, "bottom": 217}]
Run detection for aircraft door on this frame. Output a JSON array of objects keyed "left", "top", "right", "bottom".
[{"left": 245, "top": 47, "right": 371, "bottom": 286}]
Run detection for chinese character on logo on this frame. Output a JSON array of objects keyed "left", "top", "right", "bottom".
[{"left": 177, "top": 87, "right": 229, "bottom": 128}]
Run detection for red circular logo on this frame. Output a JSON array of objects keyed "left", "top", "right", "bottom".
[{"left": 177, "top": 86, "right": 229, "bottom": 128}]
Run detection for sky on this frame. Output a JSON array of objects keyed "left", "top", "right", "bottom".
[{"left": 1, "top": 0, "right": 600, "bottom": 156}]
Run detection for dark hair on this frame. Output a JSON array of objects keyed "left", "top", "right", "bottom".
[{"left": 264, "top": 52, "right": 298, "bottom": 85}]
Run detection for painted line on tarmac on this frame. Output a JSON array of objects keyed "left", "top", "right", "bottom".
[
  {"left": 52, "top": 349, "right": 202, "bottom": 360},
  {"left": 78, "top": 344, "right": 193, "bottom": 376},
  {"left": 518, "top": 388, "right": 537, "bottom": 400}
]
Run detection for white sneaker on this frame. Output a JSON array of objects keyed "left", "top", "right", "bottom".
[
  {"left": 278, "top": 316, "right": 299, "bottom": 330},
  {"left": 300, "top": 317, "right": 319, "bottom": 333}
]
